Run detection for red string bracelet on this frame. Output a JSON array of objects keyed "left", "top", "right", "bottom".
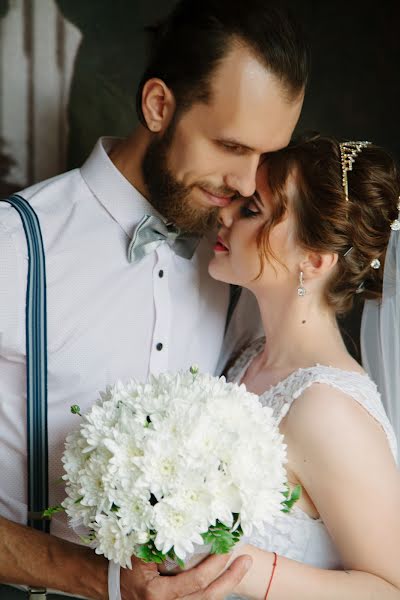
[{"left": 264, "top": 552, "right": 278, "bottom": 599}]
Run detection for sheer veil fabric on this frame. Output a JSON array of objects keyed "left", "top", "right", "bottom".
[{"left": 361, "top": 232, "right": 400, "bottom": 465}]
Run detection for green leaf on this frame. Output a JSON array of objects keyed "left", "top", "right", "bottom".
[
  {"left": 70, "top": 404, "right": 82, "bottom": 416},
  {"left": 201, "top": 520, "right": 242, "bottom": 555},
  {"left": 42, "top": 504, "right": 65, "bottom": 519},
  {"left": 281, "top": 484, "right": 302, "bottom": 513},
  {"left": 136, "top": 543, "right": 166, "bottom": 564},
  {"left": 175, "top": 555, "right": 185, "bottom": 569},
  {"left": 79, "top": 532, "right": 96, "bottom": 545}
]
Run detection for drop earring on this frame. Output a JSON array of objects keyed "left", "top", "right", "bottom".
[{"left": 297, "top": 271, "right": 306, "bottom": 297}]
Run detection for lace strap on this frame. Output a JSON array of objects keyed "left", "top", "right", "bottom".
[{"left": 289, "top": 367, "right": 398, "bottom": 463}]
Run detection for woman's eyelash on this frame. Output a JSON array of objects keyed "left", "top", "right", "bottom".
[{"left": 240, "top": 203, "right": 259, "bottom": 218}]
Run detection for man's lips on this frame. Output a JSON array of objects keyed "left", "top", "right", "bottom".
[
  {"left": 213, "top": 235, "right": 229, "bottom": 253},
  {"left": 199, "top": 187, "right": 233, "bottom": 207}
]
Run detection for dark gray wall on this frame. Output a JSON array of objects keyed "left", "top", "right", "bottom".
[
  {"left": 57, "top": 1, "right": 400, "bottom": 168},
  {"left": 291, "top": 0, "right": 400, "bottom": 161}
]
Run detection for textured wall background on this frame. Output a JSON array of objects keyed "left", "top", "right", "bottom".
[{"left": 0, "top": 0, "right": 81, "bottom": 189}]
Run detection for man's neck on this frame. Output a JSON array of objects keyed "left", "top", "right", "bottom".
[{"left": 108, "top": 126, "right": 151, "bottom": 199}]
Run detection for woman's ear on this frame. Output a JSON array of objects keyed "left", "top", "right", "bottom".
[
  {"left": 300, "top": 251, "right": 338, "bottom": 281},
  {"left": 141, "top": 78, "right": 176, "bottom": 133}
]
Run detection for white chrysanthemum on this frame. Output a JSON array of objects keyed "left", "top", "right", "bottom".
[
  {"left": 61, "top": 369, "right": 288, "bottom": 566},
  {"left": 78, "top": 449, "right": 113, "bottom": 513},
  {"left": 153, "top": 496, "right": 207, "bottom": 559},
  {"left": 62, "top": 492, "right": 94, "bottom": 530},
  {"left": 102, "top": 431, "right": 145, "bottom": 493},
  {"left": 94, "top": 514, "right": 137, "bottom": 568},
  {"left": 205, "top": 470, "right": 241, "bottom": 526},
  {"left": 62, "top": 428, "right": 89, "bottom": 484},
  {"left": 132, "top": 432, "right": 191, "bottom": 498},
  {"left": 115, "top": 493, "right": 154, "bottom": 534}
]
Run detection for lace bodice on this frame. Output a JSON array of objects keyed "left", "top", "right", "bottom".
[
  {"left": 228, "top": 338, "right": 397, "bottom": 458},
  {"left": 226, "top": 338, "right": 398, "bottom": 598}
]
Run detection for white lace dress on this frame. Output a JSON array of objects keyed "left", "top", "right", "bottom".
[{"left": 226, "top": 338, "right": 397, "bottom": 600}]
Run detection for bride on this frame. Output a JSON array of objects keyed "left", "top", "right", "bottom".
[{"left": 208, "top": 135, "right": 400, "bottom": 599}]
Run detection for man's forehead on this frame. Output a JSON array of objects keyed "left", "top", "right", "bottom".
[
  {"left": 201, "top": 94, "right": 302, "bottom": 154},
  {"left": 203, "top": 47, "right": 303, "bottom": 152}
]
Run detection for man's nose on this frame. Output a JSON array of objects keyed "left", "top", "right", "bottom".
[{"left": 225, "top": 155, "right": 259, "bottom": 198}]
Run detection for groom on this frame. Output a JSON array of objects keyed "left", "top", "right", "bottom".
[{"left": 0, "top": 1, "right": 307, "bottom": 598}]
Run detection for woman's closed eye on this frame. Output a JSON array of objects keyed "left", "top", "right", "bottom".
[{"left": 240, "top": 198, "right": 261, "bottom": 218}]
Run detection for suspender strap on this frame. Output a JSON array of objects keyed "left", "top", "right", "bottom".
[{"left": 2, "top": 194, "right": 49, "bottom": 534}]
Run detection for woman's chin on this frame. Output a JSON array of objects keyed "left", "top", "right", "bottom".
[{"left": 208, "top": 257, "right": 237, "bottom": 285}]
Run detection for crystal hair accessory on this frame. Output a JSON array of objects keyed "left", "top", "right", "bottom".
[
  {"left": 390, "top": 198, "right": 400, "bottom": 231},
  {"left": 370, "top": 258, "right": 381, "bottom": 270},
  {"left": 339, "top": 141, "right": 371, "bottom": 201}
]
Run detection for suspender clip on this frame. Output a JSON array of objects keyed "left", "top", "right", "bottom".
[{"left": 28, "top": 587, "right": 47, "bottom": 599}]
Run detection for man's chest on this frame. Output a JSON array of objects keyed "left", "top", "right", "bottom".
[{"left": 43, "top": 242, "right": 230, "bottom": 394}]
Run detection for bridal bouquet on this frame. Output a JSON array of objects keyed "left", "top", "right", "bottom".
[{"left": 57, "top": 367, "right": 298, "bottom": 570}]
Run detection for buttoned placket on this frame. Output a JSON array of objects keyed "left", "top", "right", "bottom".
[{"left": 149, "top": 244, "right": 172, "bottom": 376}]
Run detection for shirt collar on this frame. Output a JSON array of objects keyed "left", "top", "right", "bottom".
[{"left": 80, "top": 137, "right": 159, "bottom": 237}]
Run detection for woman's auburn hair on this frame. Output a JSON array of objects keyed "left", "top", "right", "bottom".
[{"left": 258, "top": 134, "right": 400, "bottom": 316}]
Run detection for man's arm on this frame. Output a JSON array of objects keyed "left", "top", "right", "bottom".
[
  {"left": 0, "top": 516, "right": 108, "bottom": 599},
  {"left": 0, "top": 516, "right": 252, "bottom": 600}
]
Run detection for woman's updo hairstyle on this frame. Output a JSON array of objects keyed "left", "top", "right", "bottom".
[{"left": 263, "top": 134, "right": 400, "bottom": 316}]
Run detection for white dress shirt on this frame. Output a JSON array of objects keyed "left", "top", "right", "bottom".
[{"left": 0, "top": 137, "right": 261, "bottom": 544}]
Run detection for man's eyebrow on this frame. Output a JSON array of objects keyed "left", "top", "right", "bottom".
[{"left": 218, "top": 137, "right": 256, "bottom": 152}]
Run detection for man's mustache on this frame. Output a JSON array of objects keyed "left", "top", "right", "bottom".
[{"left": 197, "top": 183, "right": 240, "bottom": 199}]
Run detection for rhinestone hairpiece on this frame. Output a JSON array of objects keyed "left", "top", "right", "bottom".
[
  {"left": 339, "top": 141, "right": 371, "bottom": 201},
  {"left": 370, "top": 258, "right": 381, "bottom": 270}
]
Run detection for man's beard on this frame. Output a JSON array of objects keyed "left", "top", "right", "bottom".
[{"left": 142, "top": 122, "right": 219, "bottom": 235}]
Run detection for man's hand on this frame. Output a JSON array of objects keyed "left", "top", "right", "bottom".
[{"left": 120, "top": 553, "right": 252, "bottom": 600}]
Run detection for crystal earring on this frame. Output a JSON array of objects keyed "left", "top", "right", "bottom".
[{"left": 297, "top": 271, "right": 306, "bottom": 297}]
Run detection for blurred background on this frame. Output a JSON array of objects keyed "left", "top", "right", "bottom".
[{"left": 1, "top": 0, "right": 399, "bottom": 353}]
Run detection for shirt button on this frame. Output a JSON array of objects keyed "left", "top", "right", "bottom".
[
  {"left": 156, "top": 343, "right": 163, "bottom": 351},
  {"left": 158, "top": 270, "right": 164, "bottom": 278}
]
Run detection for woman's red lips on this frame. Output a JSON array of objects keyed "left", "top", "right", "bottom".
[{"left": 214, "top": 235, "right": 229, "bottom": 252}]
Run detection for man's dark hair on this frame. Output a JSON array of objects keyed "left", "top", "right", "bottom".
[{"left": 136, "top": 0, "right": 309, "bottom": 126}]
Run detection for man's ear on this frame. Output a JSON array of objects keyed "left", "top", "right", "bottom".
[
  {"left": 300, "top": 251, "right": 338, "bottom": 281},
  {"left": 141, "top": 78, "right": 176, "bottom": 133}
]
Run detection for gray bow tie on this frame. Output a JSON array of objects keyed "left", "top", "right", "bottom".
[{"left": 128, "top": 214, "right": 200, "bottom": 264}]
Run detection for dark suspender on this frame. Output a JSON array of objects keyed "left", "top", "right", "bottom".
[{"left": 2, "top": 195, "right": 49, "bottom": 535}]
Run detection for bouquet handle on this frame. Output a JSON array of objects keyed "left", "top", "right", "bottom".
[{"left": 108, "top": 562, "right": 121, "bottom": 600}]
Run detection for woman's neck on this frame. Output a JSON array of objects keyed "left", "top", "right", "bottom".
[{"left": 252, "top": 286, "right": 350, "bottom": 374}]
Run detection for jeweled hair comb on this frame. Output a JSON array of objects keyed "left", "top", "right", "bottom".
[{"left": 339, "top": 141, "right": 371, "bottom": 202}]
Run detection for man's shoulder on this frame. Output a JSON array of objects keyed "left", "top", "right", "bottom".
[
  {"left": 0, "top": 167, "right": 84, "bottom": 232},
  {"left": 19, "top": 167, "right": 82, "bottom": 207}
]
